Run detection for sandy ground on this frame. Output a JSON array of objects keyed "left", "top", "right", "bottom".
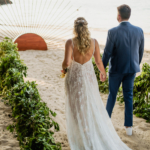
[
  {"left": 0, "top": 100, "right": 19, "bottom": 150},
  {"left": 0, "top": 49, "right": 150, "bottom": 150}
]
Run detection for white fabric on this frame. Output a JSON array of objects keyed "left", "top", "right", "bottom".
[
  {"left": 120, "top": 21, "right": 129, "bottom": 24},
  {"left": 64, "top": 40, "right": 132, "bottom": 150}
]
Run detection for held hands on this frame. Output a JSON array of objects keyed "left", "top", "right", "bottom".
[{"left": 100, "top": 73, "right": 107, "bottom": 82}]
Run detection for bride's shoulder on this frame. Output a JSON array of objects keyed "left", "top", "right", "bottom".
[
  {"left": 91, "top": 38, "right": 98, "bottom": 44},
  {"left": 65, "top": 39, "right": 72, "bottom": 44},
  {"left": 65, "top": 39, "right": 73, "bottom": 46},
  {"left": 91, "top": 38, "right": 97, "bottom": 41}
]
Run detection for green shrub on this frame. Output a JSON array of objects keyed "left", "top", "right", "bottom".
[
  {"left": 0, "top": 37, "right": 19, "bottom": 57},
  {"left": 92, "top": 54, "right": 109, "bottom": 94},
  {"left": 6, "top": 81, "right": 61, "bottom": 150},
  {"left": 0, "top": 53, "right": 27, "bottom": 94},
  {"left": 0, "top": 37, "right": 61, "bottom": 150},
  {"left": 117, "top": 63, "right": 150, "bottom": 122}
]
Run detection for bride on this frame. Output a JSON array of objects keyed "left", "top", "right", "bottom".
[{"left": 62, "top": 17, "right": 131, "bottom": 150}]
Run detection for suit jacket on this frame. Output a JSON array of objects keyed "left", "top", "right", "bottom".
[{"left": 102, "top": 22, "right": 144, "bottom": 74}]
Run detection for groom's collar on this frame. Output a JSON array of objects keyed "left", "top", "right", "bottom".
[
  {"left": 119, "top": 21, "right": 130, "bottom": 26},
  {"left": 120, "top": 21, "right": 128, "bottom": 23}
]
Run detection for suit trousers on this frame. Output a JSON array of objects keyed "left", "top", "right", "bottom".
[{"left": 106, "top": 73, "right": 136, "bottom": 126}]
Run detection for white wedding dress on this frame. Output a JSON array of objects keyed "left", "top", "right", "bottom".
[{"left": 65, "top": 39, "right": 132, "bottom": 150}]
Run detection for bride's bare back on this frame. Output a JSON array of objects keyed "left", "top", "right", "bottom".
[
  {"left": 72, "top": 38, "right": 95, "bottom": 65},
  {"left": 62, "top": 38, "right": 106, "bottom": 81}
]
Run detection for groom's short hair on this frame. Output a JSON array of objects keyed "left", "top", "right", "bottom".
[{"left": 117, "top": 4, "right": 131, "bottom": 20}]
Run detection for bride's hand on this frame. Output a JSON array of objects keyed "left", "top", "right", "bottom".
[
  {"left": 100, "top": 73, "right": 106, "bottom": 82},
  {"left": 61, "top": 69, "right": 67, "bottom": 74}
]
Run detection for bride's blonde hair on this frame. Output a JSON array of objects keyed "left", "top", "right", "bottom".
[{"left": 73, "top": 17, "right": 91, "bottom": 55}]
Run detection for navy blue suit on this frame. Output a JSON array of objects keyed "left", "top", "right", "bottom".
[{"left": 102, "top": 22, "right": 144, "bottom": 126}]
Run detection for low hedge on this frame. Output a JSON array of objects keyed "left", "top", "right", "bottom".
[{"left": 0, "top": 37, "right": 61, "bottom": 150}]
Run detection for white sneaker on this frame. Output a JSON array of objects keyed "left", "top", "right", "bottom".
[{"left": 125, "top": 127, "right": 132, "bottom": 136}]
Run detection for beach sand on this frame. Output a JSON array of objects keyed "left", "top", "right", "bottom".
[
  {"left": 0, "top": 100, "right": 20, "bottom": 150},
  {"left": 0, "top": 47, "right": 150, "bottom": 150}
]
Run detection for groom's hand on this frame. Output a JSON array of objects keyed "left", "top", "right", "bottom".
[{"left": 100, "top": 73, "right": 106, "bottom": 82}]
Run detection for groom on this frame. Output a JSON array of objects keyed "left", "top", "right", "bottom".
[{"left": 101, "top": 4, "right": 144, "bottom": 135}]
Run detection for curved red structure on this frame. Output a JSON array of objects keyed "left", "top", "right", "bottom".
[{"left": 14, "top": 33, "right": 47, "bottom": 51}]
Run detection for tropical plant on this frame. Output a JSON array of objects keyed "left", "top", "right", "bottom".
[
  {"left": 0, "top": 0, "right": 12, "bottom": 5},
  {"left": 5, "top": 81, "right": 61, "bottom": 150},
  {"left": 0, "top": 37, "right": 61, "bottom": 150},
  {"left": 117, "top": 63, "right": 150, "bottom": 122},
  {"left": 0, "top": 53, "right": 27, "bottom": 94},
  {"left": 92, "top": 54, "right": 109, "bottom": 93},
  {"left": 0, "top": 37, "right": 19, "bottom": 57}
]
